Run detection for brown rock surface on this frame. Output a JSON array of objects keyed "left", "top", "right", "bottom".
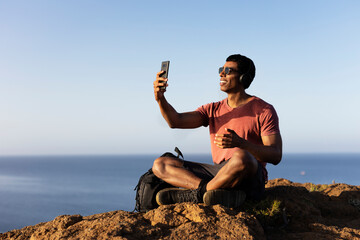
[{"left": 1, "top": 178, "right": 360, "bottom": 240}]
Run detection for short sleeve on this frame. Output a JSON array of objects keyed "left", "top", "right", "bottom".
[
  {"left": 195, "top": 104, "right": 211, "bottom": 127},
  {"left": 260, "top": 105, "right": 280, "bottom": 136}
]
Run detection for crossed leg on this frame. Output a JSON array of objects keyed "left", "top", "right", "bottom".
[
  {"left": 152, "top": 149, "right": 259, "bottom": 191},
  {"left": 152, "top": 155, "right": 202, "bottom": 189}
]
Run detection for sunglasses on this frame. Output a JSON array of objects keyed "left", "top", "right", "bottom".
[{"left": 218, "top": 67, "right": 238, "bottom": 75}]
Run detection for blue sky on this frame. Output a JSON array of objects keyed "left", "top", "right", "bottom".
[{"left": 1, "top": 1, "right": 359, "bottom": 155}]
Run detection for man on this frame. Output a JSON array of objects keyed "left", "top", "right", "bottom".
[{"left": 152, "top": 54, "right": 282, "bottom": 208}]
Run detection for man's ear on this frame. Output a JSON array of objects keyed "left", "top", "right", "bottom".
[{"left": 240, "top": 73, "right": 251, "bottom": 89}]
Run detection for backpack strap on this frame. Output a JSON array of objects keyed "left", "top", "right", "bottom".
[
  {"left": 174, "top": 147, "right": 184, "bottom": 159},
  {"left": 161, "top": 147, "right": 184, "bottom": 159}
]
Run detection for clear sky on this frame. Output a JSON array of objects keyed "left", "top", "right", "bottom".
[{"left": 1, "top": 1, "right": 359, "bottom": 155}]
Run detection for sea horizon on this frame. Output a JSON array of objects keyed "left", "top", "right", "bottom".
[{"left": 0, "top": 150, "right": 360, "bottom": 158}]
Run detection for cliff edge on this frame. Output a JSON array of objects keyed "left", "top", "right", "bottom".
[{"left": 1, "top": 178, "right": 360, "bottom": 240}]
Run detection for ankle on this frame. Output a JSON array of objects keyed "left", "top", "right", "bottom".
[{"left": 197, "top": 179, "right": 209, "bottom": 199}]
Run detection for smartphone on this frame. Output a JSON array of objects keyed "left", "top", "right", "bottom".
[{"left": 159, "top": 61, "right": 170, "bottom": 90}]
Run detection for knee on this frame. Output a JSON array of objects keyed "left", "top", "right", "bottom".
[
  {"left": 229, "top": 149, "right": 256, "bottom": 173},
  {"left": 152, "top": 157, "right": 165, "bottom": 178}
]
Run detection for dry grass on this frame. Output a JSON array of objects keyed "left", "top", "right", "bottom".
[
  {"left": 309, "top": 183, "right": 329, "bottom": 192},
  {"left": 242, "top": 198, "right": 285, "bottom": 229}
]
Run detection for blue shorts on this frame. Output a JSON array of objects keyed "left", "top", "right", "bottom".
[{"left": 183, "top": 159, "right": 265, "bottom": 200}]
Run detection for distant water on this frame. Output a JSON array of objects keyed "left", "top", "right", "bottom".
[{"left": 0, "top": 153, "right": 359, "bottom": 233}]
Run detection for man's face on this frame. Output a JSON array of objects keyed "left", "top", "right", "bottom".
[{"left": 219, "top": 61, "right": 241, "bottom": 93}]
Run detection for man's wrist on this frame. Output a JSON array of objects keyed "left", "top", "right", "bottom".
[
  {"left": 156, "top": 94, "right": 165, "bottom": 102},
  {"left": 240, "top": 139, "right": 251, "bottom": 150}
]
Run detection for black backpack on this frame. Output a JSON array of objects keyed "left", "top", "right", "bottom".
[{"left": 133, "top": 147, "right": 184, "bottom": 212}]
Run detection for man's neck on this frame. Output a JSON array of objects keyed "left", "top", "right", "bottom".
[{"left": 227, "top": 92, "right": 252, "bottom": 108}]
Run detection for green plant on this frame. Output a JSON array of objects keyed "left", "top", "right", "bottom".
[
  {"left": 309, "top": 183, "right": 329, "bottom": 192},
  {"left": 242, "top": 198, "right": 284, "bottom": 228}
]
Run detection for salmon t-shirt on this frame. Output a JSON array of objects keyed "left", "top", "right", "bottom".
[{"left": 196, "top": 96, "right": 280, "bottom": 180}]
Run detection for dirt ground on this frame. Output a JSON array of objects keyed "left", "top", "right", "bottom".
[{"left": 1, "top": 178, "right": 359, "bottom": 240}]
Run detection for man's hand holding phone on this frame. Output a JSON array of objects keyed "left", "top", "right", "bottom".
[
  {"left": 154, "top": 61, "right": 170, "bottom": 102},
  {"left": 154, "top": 71, "right": 168, "bottom": 101}
]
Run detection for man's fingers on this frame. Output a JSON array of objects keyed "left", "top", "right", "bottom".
[
  {"left": 214, "top": 132, "right": 237, "bottom": 149},
  {"left": 156, "top": 79, "right": 167, "bottom": 84},
  {"left": 155, "top": 87, "right": 165, "bottom": 91},
  {"left": 156, "top": 71, "right": 165, "bottom": 77},
  {"left": 154, "top": 80, "right": 168, "bottom": 90},
  {"left": 215, "top": 135, "right": 231, "bottom": 141},
  {"left": 214, "top": 136, "right": 231, "bottom": 147},
  {"left": 215, "top": 133, "right": 230, "bottom": 138}
]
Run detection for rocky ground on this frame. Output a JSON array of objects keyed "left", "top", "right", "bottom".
[{"left": 1, "top": 178, "right": 360, "bottom": 240}]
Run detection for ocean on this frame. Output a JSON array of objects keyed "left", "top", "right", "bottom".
[{"left": 0, "top": 153, "right": 359, "bottom": 233}]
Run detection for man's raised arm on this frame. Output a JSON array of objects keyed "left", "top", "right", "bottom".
[{"left": 153, "top": 71, "right": 204, "bottom": 129}]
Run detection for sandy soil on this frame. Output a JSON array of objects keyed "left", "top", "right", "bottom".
[{"left": 1, "top": 178, "right": 359, "bottom": 240}]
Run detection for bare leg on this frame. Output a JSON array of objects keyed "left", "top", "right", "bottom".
[
  {"left": 152, "top": 156, "right": 201, "bottom": 189},
  {"left": 206, "top": 149, "right": 258, "bottom": 191}
]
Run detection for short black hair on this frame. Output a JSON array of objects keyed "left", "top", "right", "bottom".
[{"left": 226, "top": 54, "right": 256, "bottom": 89}]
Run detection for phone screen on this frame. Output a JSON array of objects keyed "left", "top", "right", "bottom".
[{"left": 160, "top": 61, "right": 170, "bottom": 78}]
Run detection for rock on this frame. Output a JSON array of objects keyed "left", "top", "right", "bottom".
[
  {"left": 1, "top": 178, "right": 360, "bottom": 240},
  {"left": 264, "top": 178, "right": 360, "bottom": 240},
  {"left": 0, "top": 204, "right": 265, "bottom": 240}
]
